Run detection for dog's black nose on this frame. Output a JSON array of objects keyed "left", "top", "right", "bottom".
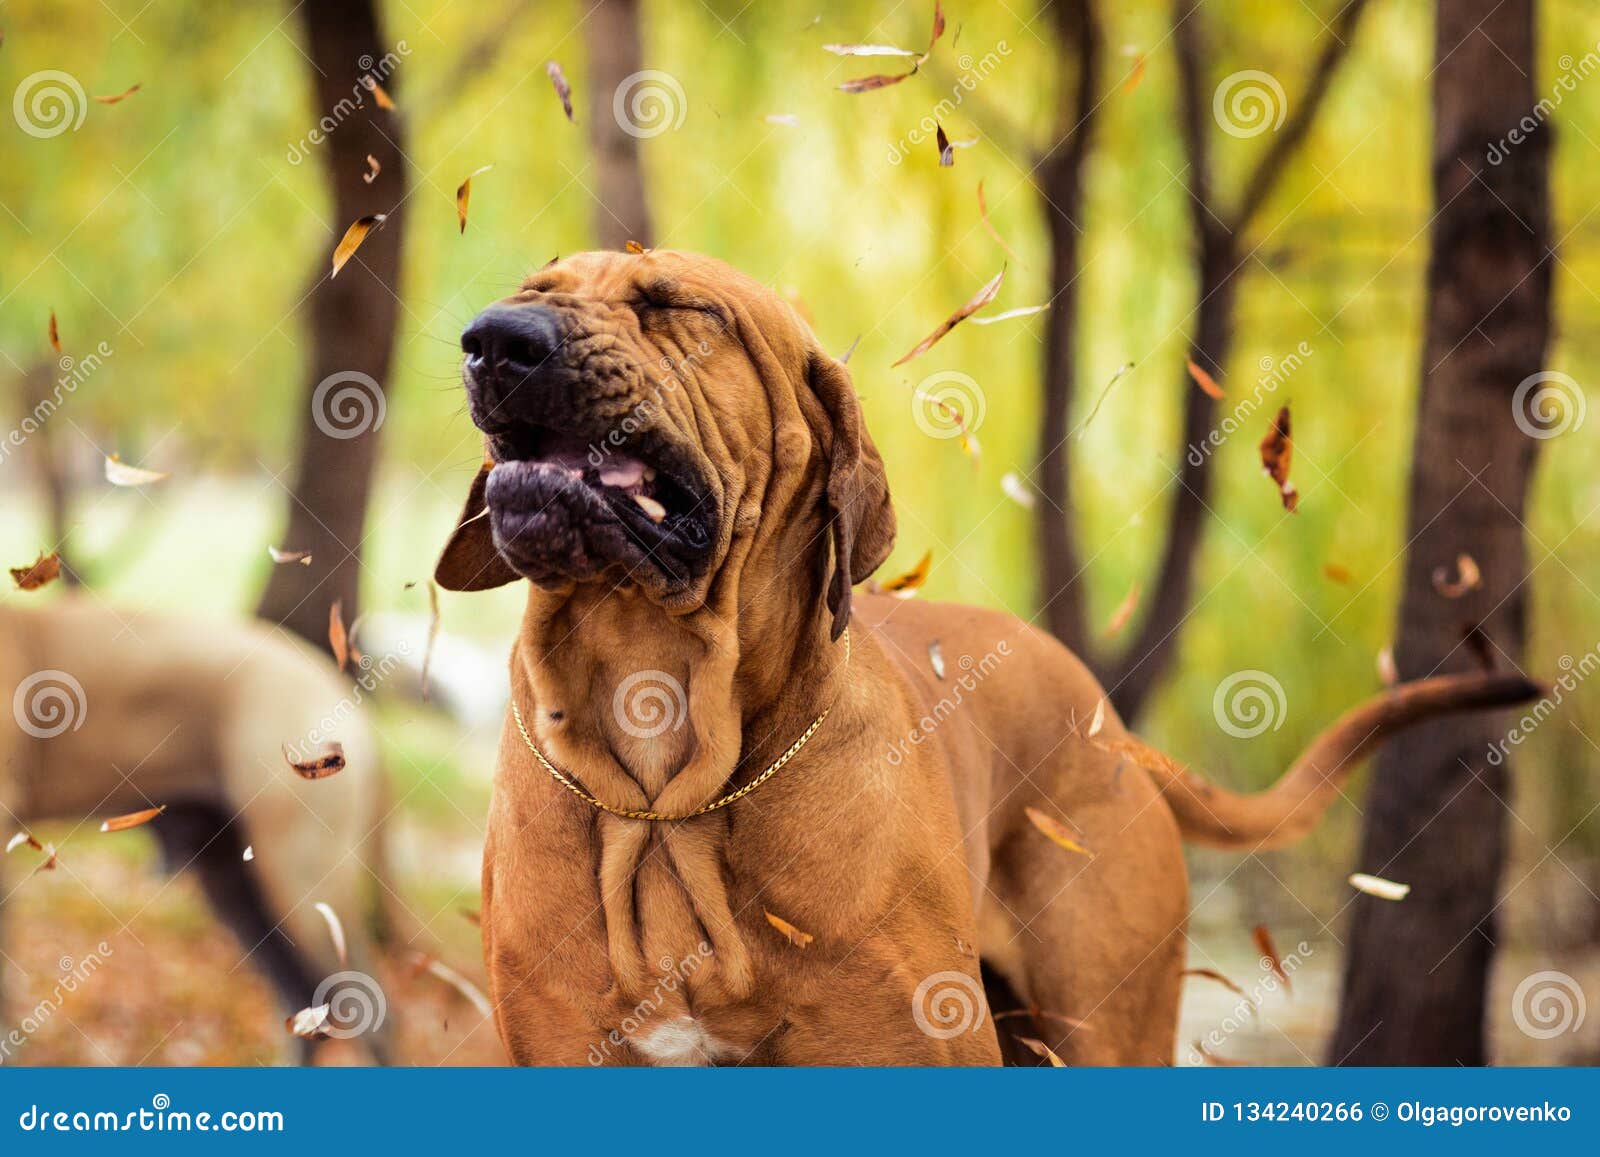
[{"left": 461, "top": 304, "right": 561, "bottom": 382}]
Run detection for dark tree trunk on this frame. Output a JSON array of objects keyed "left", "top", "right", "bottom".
[
  {"left": 585, "top": 0, "right": 653, "bottom": 249},
  {"left": 1330, "top": 0, "right": 1552, "bottom": 1066},
  {"left": 256, "top": 0, "right": 407, "bottom": 654}
]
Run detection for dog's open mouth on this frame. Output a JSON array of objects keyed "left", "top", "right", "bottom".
[{"left": 483, "top": 424, "right": 715, "bottom": 589}]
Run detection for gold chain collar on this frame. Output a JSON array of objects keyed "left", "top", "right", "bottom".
[{"left": 511, "top": 629, "right": 850, "bottom": 822}]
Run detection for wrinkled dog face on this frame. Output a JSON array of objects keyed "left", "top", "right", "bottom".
[{"left": 458, "top": 251, "right": 776, "bottom": 598}]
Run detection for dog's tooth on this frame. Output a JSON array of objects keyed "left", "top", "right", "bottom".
[
  {"left": 633, "top": 494, "right": 667, "bottom": 522},
  {"left": 642, "top": 465, "right": 657, "bottom": 482}
]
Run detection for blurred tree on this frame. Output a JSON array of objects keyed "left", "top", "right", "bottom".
[
  {"left": 256, "top": 0, "right": 408, "bottom": 653},
  {"left": 1036, "top": 0, "right": 1371, "bottom": 719},
  {"left": 585, "top": 0, "right": 653, "bottom": 248},
  {"left": 1330, "top": 0, "right": 1551, "bottom": 1065}
]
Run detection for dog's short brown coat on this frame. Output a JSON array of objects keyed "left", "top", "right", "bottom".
[{"left": 437, "top": 250, "right": 1537, "bottom": 1065}]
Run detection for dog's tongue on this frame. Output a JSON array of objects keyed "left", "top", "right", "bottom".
[{"left": 598, "top": 457, "right": 646, "bottom": 489}]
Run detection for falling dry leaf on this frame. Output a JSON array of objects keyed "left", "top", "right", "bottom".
[
  {"left": 93, "top": 82, "right": 140, "bottom": 104},
  {"left": 421, "top": 579, "right": 441, "bottom": 700},
  {"left": 764, "top": 910, "right": 815, "bottom": 948},
  {"left": 286, "top": 1004, "right": 331, "bottom": 1039},
  {"left": 1024, "top": 806, "right": 1092, "bottom": 857},
  {"left": 839, "top": 334, "right": 861, "bottom": 363},
  {"left": 283, "top": 742, "right": 346, "bottom": 780},
  {"left": 99, "top": 805, "right": 165, "bottom": 833},
  {"left": 243, "top": 845, "right": 255, "bottom": 862},
  {"left": 878, "top": 549, "right": 932, "bottom": 598},
  {"left": 893, "top": 269, "right": 1004, "bottom": 366},
  {"left": 970, "top": 305, "right": 1048, "bottom": 326},
  {"left": 331, "top": 213, "right": 385, "bottom": 277},
  {"left": 1121, "top": 52, "right": 1147, "bottom": 95},
  {"left": 456, "top": 164, "right": 493, "bottom": 234},
  {"left": 1000, "top": 471, "right": 1036, "bottom": 509},
  {"left": 911, "top": 389, "right": 982, "bottom": 467},
  {"left": 1073, "top": 362, "right": 1135, "bottom": 440},
  {"left": 47, "top": 310, "right": 60, "bottom": 354},
  {"left": 362, "top": 154, "right": 380, "bottom": 184},
  {"left": 10, "top": 551, "right": 61, "bottom": 591},
  {"left": 823, "top": 43, "right": 919, "bottom": 57},
  {"left": 1252, "top": 924, "right": 1291, "bottom": 996},
  {"left": 328, "top": 600, "right": 349, "bottom": 672},
  {"left": 314, "top": 901, "right": 349, "bottom": 967},
  {"left": 1258, "top": 405, "right": 1298, "bottom": 512},
  {"left": 1185, "top": 357, "right": 1224, "bottom": 399},
  {"left": 1349, "top": 872, "right": 1410, "bottom": 901},
  {"left": 1088, "top": 732, "right": 1190, "bottom": 782},
  {"left": 37, "top": 843, "right": 58, "bottom": 872},
  {"left": 936, "top": 123, "right": 954, "bottom": 167},
  {"left": 1182, "top": 968, "right": 1248, "bottom": 998},
  {"left": 976, "top": 181, "right": 1022, "bottom": 266},
  {"left": 625, "top": 240, "right": 649, "bottom": 255},
  {"left": 1086, "top": 697, "right": 1107, "bottom": 739},
  {"left": 105, "top": 454, "right": 168, "bottom": 487},
  {"left": 268, "top": 546, "right": 312, "bottom": 566},
  {"left": 928, "top": 640, "right": 946, "bottom": 679},
  {"left": 6, "top": 832, "right": 43, "bottom": 855},
  {"left": 1376, "top": 646, "right": 1398, "bottom": 687},
  {"left": 1016, "top": 1036, "right": 1066, "bottom": 1066},
  {"left": 1322, "top": 562, "right": 1353, "bottom": 585},
  {"left": 837, "top": 1, "right": 945, "bottom": 93},
  {"left": 1102, "top": 582, "right": 1139, "bottom": 639},
  {"left": 546, "top": 61, "right": 574, "bottom": 122},
  {"left": 415, "top": 953, "right": 493, "bottom": 1018},
  {"left": 1431, "top": 553, "right": 1481, "bottom": 598},
  {"left": 360, "top": 75, "right": 394, "bottom": 110}
]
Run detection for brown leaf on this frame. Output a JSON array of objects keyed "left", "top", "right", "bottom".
[
  {"left": 99, "top": 805, "right": 165, "bottom": 833},
  {"left": 1185, "top": 357, "right": 1224, "bottom": 399},
  {"left": 331, "top": 213, "right": 386, "bottom": 278},
  {"left": 1322, "top": 562, "right": 1353, "bottom": 585},
  {"left": 1252, "top": 923, "right": 1292, "bottom": 996},
  {"left": 1258, "top": 405, "right": 1298, "bottom": 512},
  {"left": 10, "top": 551, "right": 61, "bottom": 591},
  {"left": 546, "top": 61, "right": 574, "bottom": 122},
  {"left": 837, "top": 1, "right": 945, "bottom": 93},
  {"left": 838, "top": 71, "right": 917, "bottom": 93},
  {"left": 460, "top": 908, "right": 481, "bottom": 927},
  {"left": 892, "top": 269, "right": 1004, "bottom": 366},
  {"left": 267, "top": 546, "right": 312, "bottom": 566},
  {"left": 361, "top": 75, "right": 394, "bottom": 110},
  {"left": 1016, "top": 1036, "right": 1066, "bottom": 1066},
  {"left": 936, "top": 123, "right": 954, "bottom": 167},
  {"left": 38, "top": 843, "right": 58, "bottom": 872},
  {"left": 976, "top": 181, "right": 1022, "bottom": 266},
  {"left": 1102, "top": 581, "right": 1139, "bottom": 638},
  {"left": 5, "top": 832, "right": 44, "bottom": 855},
  {"left": 328, "top": 600, "right": 350, "bottom": 672},
  {"left": 286, "top": 1004, "right": 331, "bottom": 1039},
  {"left": 878, "top": 549, "right": 932, "bottom": 597},
  {"left": 1431, "top": 553, "right": 1481, "bottom": 599},
  {"left": 456, "top": 164, "right": 493, "bottom": 234},
  {"left": 284, "top": 742, "right": 346, "bottom": 780},
  {"left": 1182, "top": 967, "right": 1248, "bottom": 998},
  {"left": 47, "top": 310, "right": 61, "bottom": 354},
  {"left": 93, "top": 82, "right": 141, "bottom": 104},
  {"left": 362, "top": 154, "right": 381, "bottom": 184},
  {"left": 764, "top": 910, "right": 815, "bottom": 948},
  {"left": 1024, "top": 806, "right": 1092, "bottom": 857},
  {"left": 314, "top": 901, "right": 349, "bottom": 967},
  {"left": 624, "top": 239, "right": 649, "bottom": 254},
  {"left": 104, "top": 454, "right": 169, "bottom": 486}
]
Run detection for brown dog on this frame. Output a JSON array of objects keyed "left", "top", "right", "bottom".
[{"left": 435, "top": 250, "right": 1538, "bottom": 1065}]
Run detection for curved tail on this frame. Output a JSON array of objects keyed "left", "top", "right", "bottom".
[{"left": 1145, "top": 673, "right": 1541, "bottom": 851}]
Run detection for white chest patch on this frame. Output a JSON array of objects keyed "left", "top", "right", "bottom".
[{"left": 633, "top": 1017, "right": 736, "bottom": 1066}]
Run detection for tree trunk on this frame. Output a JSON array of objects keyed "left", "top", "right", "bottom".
[
  {"left": 585, "top": 0, "right": 654, "bottom": 249},
  {"left": 256, "top": 0, "right": 407, "bottom": 654},
  {"left": 1330, "top": 0, "right": 1551, "bottom": 1065}
]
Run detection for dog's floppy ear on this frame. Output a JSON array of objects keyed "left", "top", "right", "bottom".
[
  {"left": 434, "top": 461, "right": 519, "bottom": 591},
  {"left": 809, "top": 351, "right": 896, "bottom": 640}
]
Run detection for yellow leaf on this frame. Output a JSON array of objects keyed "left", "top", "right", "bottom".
[
  {"left": 764, "top": 910, "right": 814, "bottom": 948},
  {"left": 331, "top": 213, "right": 386, "bottom": 277},
  {"left": 1024, "top": 806, "right": 1092, "bottom": 857}
]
